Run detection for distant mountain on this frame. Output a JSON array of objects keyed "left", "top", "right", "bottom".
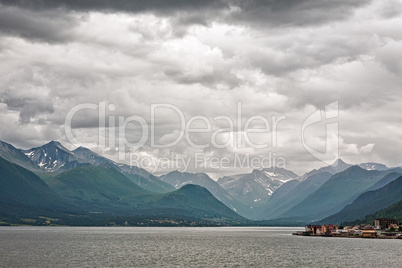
[
  {"left": 0, "top": 157, "right": 244, "bottom": 224},
  {"left": 263, "top": 160, "right": 395, "bottom": 221},
  {"left": 257, "top": 159, "right": 353, "bottom": 220},
  {"left": 358, "top": 162, "right": 389, "bottom": 171},
  {"left": 302, "top": 158, "right": 352, "bottom": 178},
  {"left": 260, "top": 159, "right": 352, "bottom": 218},
  {"left": 141, "top": 184, "right": 244, "bottom": 220},
  {"left": 0, "top": 140, "right": 39, "bottom": 171},
  {"left": 217, "top": 167, "right": 299, "bottom": 206},
  {"left": 22, "top": 141, "right": 88, "bottom": 172},
  {"left": 307, "top": 159, "right": 389, "bottom": 174},
  {"left": 0, "top": 156, "right": 70, "bottom": 214},
  {"left": 159, "top": 171, "right": 251, "bottom": 218},
  {"left": 277, "top": 166, "right": 399, "bottom": 222},
  {"left": 265, "top": 179, "right": 301, "bottom": 202},
  {"left": 365, "top": 172, "right": 402, "bottom": 192},
  {"left": 257, "top": 171, "right": 333, "bottom": 220},
  {"left": 328, "top": 158, "right": 353, "bottom": 173},
  {"left": 4, "top": 139, "right": 401, "bottom": 225},
  {"left": 3, "top": 140, "right": 172, "bottom": 194},
  {"left": 321, "top": 175, "right": 402, "bottom": 224},
  {"left": 218, "top": 173, "right": 268, "bottom": 205}
]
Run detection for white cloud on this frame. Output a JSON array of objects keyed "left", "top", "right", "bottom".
[{"left": 1, "top": 0, "right": 402, "bottom": 175}]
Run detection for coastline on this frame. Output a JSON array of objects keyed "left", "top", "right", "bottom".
[{"left": 292, "top": 231, "right": 402, "bottom": 239}]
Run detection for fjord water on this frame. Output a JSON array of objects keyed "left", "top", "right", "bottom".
[{"left": 0, "top": 227, "right": 400, "bottom": 267}]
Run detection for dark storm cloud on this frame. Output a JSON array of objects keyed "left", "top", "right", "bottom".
[
  {"left": 0, "top": 0, "right": 373, "bottom": 44},
  {"left": 0, "top": 4, "right": 79, "bottom": 43},
  {"left": 1, "top": 96, "right": 54, "bottom": 124},
  {"left": 0, "top": 0, "right": 372, "bottom": 27},
  {"left": 230, "top": 0, "right": 372, "bottom": 26},
  {"left": 0, "top": 0, "right": 225, "bottom": 14},
  {"left": 0, "top": 0, "right": 400, "bottom": 174}
]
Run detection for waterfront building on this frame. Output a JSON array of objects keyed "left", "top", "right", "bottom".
[{"left": 374, "top": 218, "right": 399, "bottom": 229}]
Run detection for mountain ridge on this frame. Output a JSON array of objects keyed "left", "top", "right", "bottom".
[
  {"left": 275, "top": 165, "right": 400, "bottom": 222},
  {"left": 320, "top": 174, "right": 402, "bottom": 224}
]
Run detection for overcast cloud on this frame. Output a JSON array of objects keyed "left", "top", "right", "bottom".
[{"left": 0, "top": 0, "right": 401, "bottom": 177}]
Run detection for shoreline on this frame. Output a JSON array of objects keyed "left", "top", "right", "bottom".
[{"left": 292, "top": 231, "right": 402, "bottom": 239}]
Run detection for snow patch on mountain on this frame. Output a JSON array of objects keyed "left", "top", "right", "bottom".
[{"left": 359, "top": 162, "right": 389, "bottom": 171}]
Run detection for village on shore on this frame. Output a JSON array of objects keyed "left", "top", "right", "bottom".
[{"left": 293, "top": 218, "right": 402, "bottom": 239}]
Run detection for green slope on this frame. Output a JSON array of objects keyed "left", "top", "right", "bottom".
[
  {"left": 321, "top": 175, "right": 402, "bottom": 224},
  {"left": 160, "top": 171, "right": 251, "bottom": 218},
  {"left": 140, "top": 184, "right": 244, "bottom": 220},
  {"left": 48, "top": 164, "right": 152, "bottom": 205},
  {"left": 59, "top": 184, "right": 246, "bottom": 226},
  {"left": 1, "top": 158, "right": 244, "bottom": 224},
  {"left": 345, "top": 200, "right": 402, "bottom": 226},
  {"left": 0, "top": 156, "right": 69, "bottom": 213},
  {"left": 370, "top": 201, "right": 402, "bottom": 221},
  {"left": 47, "top": 165, "right": 243, "bottom": 220}
]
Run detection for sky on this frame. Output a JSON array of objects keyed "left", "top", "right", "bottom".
[{"left": 0, "top": 0, "right": 402, "bottom": 177}]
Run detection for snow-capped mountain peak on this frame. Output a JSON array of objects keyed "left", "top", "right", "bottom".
[{"left": 22, "top": 141, "right": 84, "bottom": 172}]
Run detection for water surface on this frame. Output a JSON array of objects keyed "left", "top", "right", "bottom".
[{"left": 0, "top": 227, "right": 400, "bottom": 267}]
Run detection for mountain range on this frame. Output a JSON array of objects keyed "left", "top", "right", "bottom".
[
  {"left": 1, "top": 139, "right": 402, "bottom": 226},
  {"left": 0, "top": 141, "right": 244, "bottom": 225},
  {"left": 217, "top": 167, "right": 299, "bottom": 206},
  {"left": 275, "top": 166, "right": 401, "bottom": 222}
]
